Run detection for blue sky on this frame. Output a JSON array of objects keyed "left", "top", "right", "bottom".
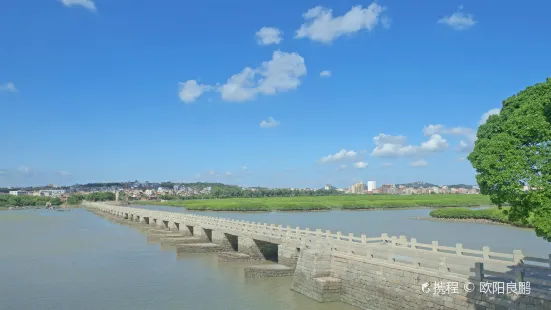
[{"left": 1, "top": 0, "right": 550, "bottom": 188}]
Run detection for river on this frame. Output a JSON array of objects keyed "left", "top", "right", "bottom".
[{"left": 0, "top": 207, "right": 549, "bottom": 309}]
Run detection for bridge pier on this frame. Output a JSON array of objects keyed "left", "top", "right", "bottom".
[
  {"left": 193, "top": 226, "right": 211, "bottom": 242},
  {"left": 238, "top": 236, "right": 278, "bottom": 261},
  {"left": 175, "top": 223, "right": 193, "bottom": 236},
  {"left": 168, "top": 221, "right": 179, "bottom": 231},
  {"left": 291, "top": 239, "right": 342, "bottom": 302},
  {"left": 211, "top": 231, "right": 238, "bottom": 251},
  {"left": 278, "top": 242, "right": 300, "bottom": 269}
]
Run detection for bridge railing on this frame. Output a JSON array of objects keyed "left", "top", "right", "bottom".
[{"left": 89, "top": 203, "right": 551, "bottom": 291}]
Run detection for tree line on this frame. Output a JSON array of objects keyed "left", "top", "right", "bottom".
[
  {"left": 0, "top": 195, "right": 63, "bottom": 208},
  {"left": 67, "top": 192, "right": 116, "bottom": 205},
  {"left": 155, "top": 187, "right": 344, "bottom": 201}
]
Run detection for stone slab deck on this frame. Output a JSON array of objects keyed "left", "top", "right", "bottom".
[
  {"left": 160, "top": 237, "right": 203, "bottom": 245},
  {"left": 147, "top": 233, "right": 185, "bottom": 242},
  {"left": 176, "top": 243, "right": 227, "bottom": 254},
  {"left": 244, "top": 264, "right": 295, "bottom": 279},
  {"left": 217, "top": 252, "right": 261, "bottom": 263}
]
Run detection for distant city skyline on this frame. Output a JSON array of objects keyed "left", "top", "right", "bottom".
[
  {"left": 2, "top": 179, "right": 478, "bottom": 190},
  {"left": 2, "top": 0, "right": 550, "bottom": 188}
]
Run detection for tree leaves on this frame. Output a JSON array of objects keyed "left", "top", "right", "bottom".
[{"left": 469, "top": 78, "right": 551, "bottom": 241}]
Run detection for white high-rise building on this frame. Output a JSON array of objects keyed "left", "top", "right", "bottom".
[{"left": 367, "top": 181, "right": 377, "bottom": 192}]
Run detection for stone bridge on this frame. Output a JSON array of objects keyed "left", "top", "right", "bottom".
[{"left": 87, "top": 202, "right": 551, "bottom": 310}]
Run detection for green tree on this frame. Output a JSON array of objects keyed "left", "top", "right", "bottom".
[{"left": 468, "top": 78, "right": 551, "bottom": 241}]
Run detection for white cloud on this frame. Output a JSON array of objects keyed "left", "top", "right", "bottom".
[
  {"left": 370, "top": 133, "right": 448, "bottom": 157},
  {"left": 319, "top": 149, "right": 358, "bottom": 163},
  {"left": 338, "top": 164, "right": 348, "bottom": 171},
  {"left": 219, "top": 51, "right": 307, "bottom": 102},
  {"left": 260, "top": 117, "right": 280, "bottom": 128},
  {"left": 178, "top": 80, "right": 212, "bottom": 103},
  {"left": 381, "top": 162, "right": 393, "bottom": 167},
  {"left": 419, "top": 134, "right": 449, "bottom": 152},
  {"left": 60, "top": 0, "right": 97, "bottom": 12},
  {"left": 423, "top": 124, "right": 476, "bottom": 140},
  {"left": 457, "top": 156, "right": 466, "bottom": 161},
  {"left": 410, "top": 159, "right": 428, "bottom": 167},
  {"left": 241, "top": 166, "right": 248, "bottom": 171},
  {"left": 256, "top": 27, "right": 283, "bottom": 45},
  {"left": 0, "top": 169, "right": 7, "bottom": 176},
  {"left": 295, "top": 3, "right": 387, "bottom": 43},
  {"left": 423, "top": 124, "right": 476, "bottom": 153},
  {"left": 225, "top": 171, "right": 232, "bottom": 176},
  {"left": 320, "top": 70, "right": 332, "bottom": 77},
  {"left": 0, "top": 82, "right": 17, "bottom": 93},
  {"left": 353, "top": 161, "right": 368, "bottom": 169},
  {"left": 438, "top": 7, "right": 476, "bottom": 30},
  {"left": 479, "top": 108, "right": 501, "bottom": 125},
  {"left": 457, "top": 140, "right": 474, "bottom": 153}
]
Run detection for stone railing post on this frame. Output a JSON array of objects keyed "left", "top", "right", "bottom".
[
  {"left": 438, "top": 257, "right": 449, "bottom": 274},
  {"left": 410, "top": 238, "right": 417, "bottom": 249},
  {"left": 432, "top": 241, "right": 439, "bottom": 252},
  {"left": 473, "top": 262, "right": 484, "bottom": 281},
  {"left": 482, "top": 246, "right": 490, "bottom": 260},
  {"left": 512, "top": 250, "right": 524, "bottom": 265},
  {"left": 515, "top": 268, "right": 525, "bottom": 283},
  {"left": 456, "top": 243, "right": 464, "bottom": 256}
]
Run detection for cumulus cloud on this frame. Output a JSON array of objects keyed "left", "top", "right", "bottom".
[
  {"left": 60, "top": 0, "right": 97, "bottom": 12},
  {"left": 438, "top": 7, "right": 476, "bottom": 30},
  {"left": 410, "top": 159, "right": 428, "bottom": 167},
  {"left": 479, "top": 108, "right": 501, "bottom": 125},
  {"left": 260, "top": 117, "right": 280, "bottom": 128},
  {"left": 219, "top": 51, "right": 307, "bottom": 102},
  {"left": 353, "top": 161, "right": 368, "bottom": 169},
  {"left": 419, "top": 134, "right": 449, "bottom": 152},
  {"left": 320, "top": 70, "right": 332, "bottom": 77},
  {"left": 178, "top": 80, "right": 212, "bottom": 103},
  {"left": 423, "top": 124, "right": 476, "bottom": 153},
  {"left": 370, "top": 134, "right": 448, "bottom": 157},
  {"left": 0, "top": 82, "right": 17, "bottom": 93},
  {"left": 319, "top": 149, "right": 358, "bottom": 163},
  {"left": 423, "top": 124, "right": 476, "bottom": 140},
  {"left": 295, "top": 3, "right": 388, "bottom": 43},
  {"left": 225, "top": 171, "right": 232, "bottom": 176},
  {"left": 256, "top": 27, "right": 283, "bottom": 45},
  {"left": 338, "top": 164, "right": 348, "bottom": 171}
]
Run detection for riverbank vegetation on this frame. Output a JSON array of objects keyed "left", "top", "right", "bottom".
[
  {"left": 429, "top": 207, "right": 534, "bottom": 228},
  {"left": 159, "top": 187, "right": 344, "bottom": 200},
  {"left": 0, "top": 195, "right": 63, "bottom": 208},
  {"left": 67, "top": 192, "right": 115, "bottom": 205},
  {"left": 134, "top": 194, "right": 491, "bottom": 211}
]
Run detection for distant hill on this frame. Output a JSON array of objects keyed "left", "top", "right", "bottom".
[
  {"left": 396, "top": 181, "right": 439, "bottom": 188},
  {"left": 446, "top": 184, "right": 476, "bottom": 189},
  {"left": 395, "top": 182, "right": 476, "bottom": 189}
]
